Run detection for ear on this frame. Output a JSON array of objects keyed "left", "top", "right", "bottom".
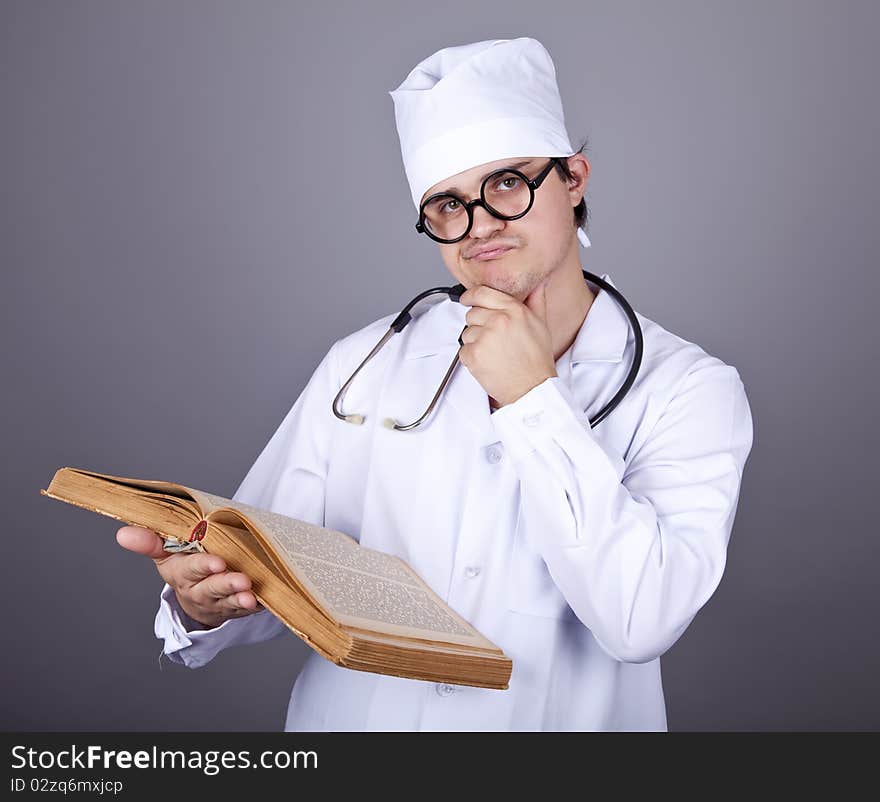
[{"left": 564, "top": 154, "right": 590, "bottom": 207}]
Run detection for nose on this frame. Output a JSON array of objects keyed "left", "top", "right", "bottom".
[{"left": 468, "top": 202, "right": 506, "bottom": 241}]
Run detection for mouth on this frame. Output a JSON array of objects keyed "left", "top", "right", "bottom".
[{"left": 469, "top": 246, "right": 515, "bottom": 261}]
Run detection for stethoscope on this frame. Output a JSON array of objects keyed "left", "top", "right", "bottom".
[{"left": 332, "top": 270, "right": 643, "bottom": 432}]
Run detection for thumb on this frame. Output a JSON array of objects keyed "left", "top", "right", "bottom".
[
  {"left": 116, "top": 525, "right": 170, "bottom": 561},
  {"left": 524, "top": 278, "right": 549, "bottom": 324}
]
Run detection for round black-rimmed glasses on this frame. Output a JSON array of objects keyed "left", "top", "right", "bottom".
[{"left": 415, "top": 158, "right": 563, "bottom": 244}]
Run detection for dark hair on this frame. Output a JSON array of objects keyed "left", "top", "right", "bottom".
[{"left": 553, "top": 136, "right": 589, "bottom": 232}]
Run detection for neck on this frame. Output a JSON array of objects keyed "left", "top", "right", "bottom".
[{"left": 541, "top": 240, "right": 595, "bottom": 363}]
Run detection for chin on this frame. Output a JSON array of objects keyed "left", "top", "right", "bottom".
[
  {"left": 487, "top": 277, "right": 529, "bottom": 300},
  {"left": 456, "top": 256, "right": 537, "bottom": 298}
]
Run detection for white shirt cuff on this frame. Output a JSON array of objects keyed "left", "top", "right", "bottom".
[{"left": 154, "top": 582, "right": 237, "bottom": 668}]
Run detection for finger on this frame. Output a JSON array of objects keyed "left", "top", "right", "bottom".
[
  {"left": 175, "top": 553, "right": 228, "bottom": 585},
  {"left": 464, "top": 306, "right": 495, "bottom": 327},
  {"left": 523, "top": 278, "right": 549, "bottom": 324},
  {"left": 197, "top": 571, "right": 253, "bottom": 601},
  {"left": 459, "top": 284, "right": 517, "bottom": 310},
  {"left": 458, "top": 324, "right": 484, "bottom": 346},
  {"left": 116, "top": 526, "right": 170, "bottom": 560},
  {"left": 210, "top": 590, "right": 260, "bottom": 618},
  {"left": 232, "top": 591, "right": 262, "bottom": 612}
]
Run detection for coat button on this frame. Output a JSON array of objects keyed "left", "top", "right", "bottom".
[
  {"left": 435, "top": 683, "right": 457, "bottom": 697},
  {"left": 464, "top": 565, "right": 482, "bottom": 578},
  {"left": 485, "top": 446, "right": 503, "bottom": 464}
]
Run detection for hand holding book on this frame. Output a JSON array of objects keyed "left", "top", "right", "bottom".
[{"left": 116, "top": 525, "right": 264, "bottom": 629}]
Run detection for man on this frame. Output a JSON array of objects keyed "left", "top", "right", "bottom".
[{"left": 117, "top": 37, "right": 753, "bottom": 730}]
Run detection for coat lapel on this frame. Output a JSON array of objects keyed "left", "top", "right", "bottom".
[{"left": 397, "top": 296, "right": 496, "bottom": 441}]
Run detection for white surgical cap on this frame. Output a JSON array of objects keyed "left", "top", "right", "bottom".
[{"left": 388, "top": 37, "right": 591, "bottom": 248}]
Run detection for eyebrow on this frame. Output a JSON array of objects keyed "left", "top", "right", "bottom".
[{"left": 431, "top": 160, "right": 534, "bottom": 198}]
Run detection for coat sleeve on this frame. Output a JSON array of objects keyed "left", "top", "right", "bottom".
[
  {"left": 154, "top": 339, "right": 342, "bottom": 668},
  {"left": 490, "top": 357, "right": 754, "bottom": 664}
]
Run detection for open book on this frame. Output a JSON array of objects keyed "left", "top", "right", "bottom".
[{"left": 40, "top": 467, "right": 512, "bottom": 690}]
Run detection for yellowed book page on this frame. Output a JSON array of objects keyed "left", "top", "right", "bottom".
[
  {"left": 185, "top": 489, "right": 414, "bottom": 581},
  {"left": 181, "top": 488, "right": 496, "bottom": 651},
  {"left": 41, "top": 468, "right": 199, "bottom": 541},
  {"left": 184, "top": 488, "right": 412, "bottom": 575},
  {"left": 64, "top": 468, "right": 201, "bottom": 505},
  {"left": 290, "top": 556, "right": 495, "bottom": 649}
]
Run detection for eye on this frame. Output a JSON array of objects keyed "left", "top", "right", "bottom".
[
  {"left": 494, "top": 175, "right": 522, "bottom": 191},
  {"left": 440, "top": 198, "right": 461, "bottom": 214}
]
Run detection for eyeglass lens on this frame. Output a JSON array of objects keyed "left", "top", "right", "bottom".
[{"left": 421, "top": 170, "right": 532, "bottom": 241}]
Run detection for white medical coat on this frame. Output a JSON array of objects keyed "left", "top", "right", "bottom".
[{"left": 155, "top": 272, "right": 754, "bottom": 731}]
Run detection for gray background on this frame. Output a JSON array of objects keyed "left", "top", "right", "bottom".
[{"left": 3, "top": 0, "right": 878, "bottom": 731}]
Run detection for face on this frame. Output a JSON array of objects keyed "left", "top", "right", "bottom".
[{"left": 419, "top": 154, "right": 589, "bottom": 300}]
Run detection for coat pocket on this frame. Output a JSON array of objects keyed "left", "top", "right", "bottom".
[{"left": 506, "top": 502, "right": 576, "bottom": 621}]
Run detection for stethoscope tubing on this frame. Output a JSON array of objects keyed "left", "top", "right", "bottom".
[{"left": 332, "top": 270, "right": 643, "bottom": 431}]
